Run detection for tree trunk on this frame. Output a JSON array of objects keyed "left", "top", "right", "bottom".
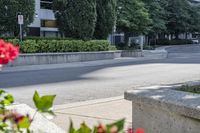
[
  {"left": 145, "top": 36, "right": 149, "bottom": 45},
  {"left": 186, "top": 32, "right": 188, "bottom": 39},
  {"left": 175, "top": 33, "right": 179, "bottom": 39},
  {"left": 124, "top": 32, "right": 131, "bottom": 46}
]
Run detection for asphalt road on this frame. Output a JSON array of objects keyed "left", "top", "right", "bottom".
[{"left": 1, "top": 45, "right": 200, "bottom": 106}]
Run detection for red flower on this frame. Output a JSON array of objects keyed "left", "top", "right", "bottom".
[
  {"left": 0, "top": 40, "right": 19, "bottom": 64},
  {"left": 127, "top": 128, "right": 133, "bottom": 133},
  {"left": 135, "top": 128, "right": 145, "bottom": 133},
  {"left": 97, "top": 124, "right": 107, "bottom": 133}
]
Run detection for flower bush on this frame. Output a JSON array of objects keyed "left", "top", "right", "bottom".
[
  {"left": 0, "top": 39, "right": 144, "bottom": 133},
  {"left": 69, "top": 119, "right": 145, "bottom": 133},
  {"left": 0, "top": 90, "right": 56, "bottom": 132},
  {"left": 0, "top": 40, "right": 19, "bottom": 65}
]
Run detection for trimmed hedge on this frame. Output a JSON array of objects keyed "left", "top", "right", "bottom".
[
  {"left": 4, "top": 39, "right": 111, "bottom": 53},
  {"left": 0, "top": 36, "right": 73, "bottom": 40},
  {"left": 156, "top": 39, "right": 193, "bottom": 46}
]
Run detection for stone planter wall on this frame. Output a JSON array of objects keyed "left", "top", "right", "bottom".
[
  {"left": 125, "top": 86, "right": 200, "bottom": 133},
  {"left": 6, "top": 49, "right": 168, "bottom": 67},
  {"left": 7, "top": 51, "right": 122, "bottom": 67},
  {"left": 121, "top": 50, "right": 142, "bottom": 57}
]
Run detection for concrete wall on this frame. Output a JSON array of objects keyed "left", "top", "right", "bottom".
[
  {"left": 125, "top": 86, "right": 200, "bottom": 133},
  {"left": 121, "top": 50, "right": 142, "bottom": 57},
  {"left": 8, "top": 51, "right": 122, "bottom": 67},
  {"left": 6, "top": 49, "right": 168, "bottom": 67}
]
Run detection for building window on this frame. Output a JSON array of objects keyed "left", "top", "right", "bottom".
[
  {"left": 40, "top": 0, "right": 53, "bottom": 10},
  {"left": 41, "top": 20, "right": 57, "bottom": 28}
]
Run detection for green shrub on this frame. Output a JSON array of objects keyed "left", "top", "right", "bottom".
[
  {"left": 108, "top": 45, "right": 117, "bottom": 51},
  {"left": 5, "top": 39, "right": 111, "bottom": 53},
  {"left": 178, "top": 85, "right": 200, "bottom": 94},
  {"left": 156, "top": 39, "right": 193, "bottom": 45},
  {"left": 0, "top": 36, "right": 73, "bottom": 41}
]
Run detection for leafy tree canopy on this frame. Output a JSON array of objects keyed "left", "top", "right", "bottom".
[
  {"left": 117, "top": 0, "right": 151, "bottom": 35},
  {"left": 53, "top": 0, "right": 97, "bottom": 40},
  {"left": 94, "top": 0, "right": 117, "bottom": 39},
  {"left": 142, "top": 0, "right": 167, "bottom": 35},
  {"left": 0, "top": 0, "right": 35, "bottom": 36}
]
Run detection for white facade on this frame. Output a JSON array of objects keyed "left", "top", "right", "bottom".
[{"left": 28, "top": 0, "right": 60, "bottom": 37}]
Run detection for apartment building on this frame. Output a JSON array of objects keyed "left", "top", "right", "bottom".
[{"left": 28, "top": 0, "right": 60, "bottom": 37}]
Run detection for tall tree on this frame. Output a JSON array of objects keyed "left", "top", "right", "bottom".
[
  {"left": 94, "top": 0, "right": 117, "bottom": 39},
  {"left": 53, "top": 0, "right": 97, "bottom": 40},
  {"left": 117, "top": 0, "right": 151, "bottom": 44},
  {"left": 187, "top": 4, "right": 200, "bottom": 35},
  {"left": 142, "top": 0, "right": 167, "bottom": 44},
  {"left": 142, "top": 0, "right": 167, "bottom": 35},
  {"left": 0, "top": 0, "right": 35, "bottom": 36},
  {"left": 165, "top": 0, "right": 191, "bottom": 38}
]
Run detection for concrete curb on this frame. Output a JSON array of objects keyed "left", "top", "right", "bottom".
[
  {"left": 156, "top": 46, "right": 172, "bottom": 50},
  {"left": 1, "top": 57, "right": 153, "bottom": 73},
  {"left": 54, "top": 96, "right": 123, "bottom": 111},
  {"left": 143, "top": 49, "right": 168, "bottom": 59}
]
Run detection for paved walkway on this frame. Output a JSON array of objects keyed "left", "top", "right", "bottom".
[{"left": 51, "top": 96, "right": 132, "bottom": 130}]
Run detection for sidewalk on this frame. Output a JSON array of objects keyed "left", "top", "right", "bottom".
[{"left": 51, "top": 96, "right": 132, "bottom": 130}]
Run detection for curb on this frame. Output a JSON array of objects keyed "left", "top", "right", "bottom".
[
  {"left": 54, "top": 96, "right": 124, "bottom": 111},
  {"left": 1, "top": 57, "right": 154, "bottom": 73}
]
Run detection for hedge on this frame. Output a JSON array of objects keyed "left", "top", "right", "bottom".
[
  {"left": 4, "top": 39, "right": 111, "bottom": 53},
  {"left": 0, "top": 36, "right": 73, "bottom": 40}
]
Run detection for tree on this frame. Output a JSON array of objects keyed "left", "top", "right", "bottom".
[
  {"left": 117, "top": 0, "right": 151, "bottom": 44},
  {"left": 142, "top": 0, "right": 167, "bottom": 35},
  {"left": 53, "top": 0, "right": 97, "bottom": 40},
  {"left": 93, "top": 0, "right": 117, "bottom": 39},
  {"left": 187, "top": 5, "right": 200, "bottom": 35},
  {"left": 142, "top": 0, "right": 167, "bottom": 44},
  {"left": 165, "top": 0, "right": 191, "bottom": 39},
  {"left": 0, "top": 0, "right": 35, "bottom": 36}
]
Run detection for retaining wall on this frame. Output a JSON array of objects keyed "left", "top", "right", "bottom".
[
  {"left": 7, "top": 49, "right": 168, "bottom": 67},
  {"left": 125, "top": 86, "right": 200, "bottom": 133},
  {"left": 8, "top": 51, "right": 122, "bottom": 67}
]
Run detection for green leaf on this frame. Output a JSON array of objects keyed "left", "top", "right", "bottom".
[
  {"left": 0, "top": 122, "right": 8, "bottom": 131},
  {"left": 77, "top": 123, "right": 91, "bottom": 133},
  {"left": 0, "top": 90, "right": 14, "bottom": 107},
  {"left": 0, "top": 90, "right": 5, "bottom": 95},
  {"left": 33, "top": 91, "right": 56, "bottom": 113},
  {"left": 3, "top": 94, "right": 14, "bottom": 105},
  {"left": 18, "top": 116, "right": 31, "bottom": 129},
  {"left": 106, "top": 119, "right": 125, "bottom": 132},
  {"left": 92, "top": 127, "right": 97, "bottom": 133},
  {"left": 69, "top": 120, "right": 76, "bottom": 133}
]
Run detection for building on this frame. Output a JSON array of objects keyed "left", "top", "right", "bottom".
[{"left": 28, "top": 0, "right": 60, "bottom": 37}]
